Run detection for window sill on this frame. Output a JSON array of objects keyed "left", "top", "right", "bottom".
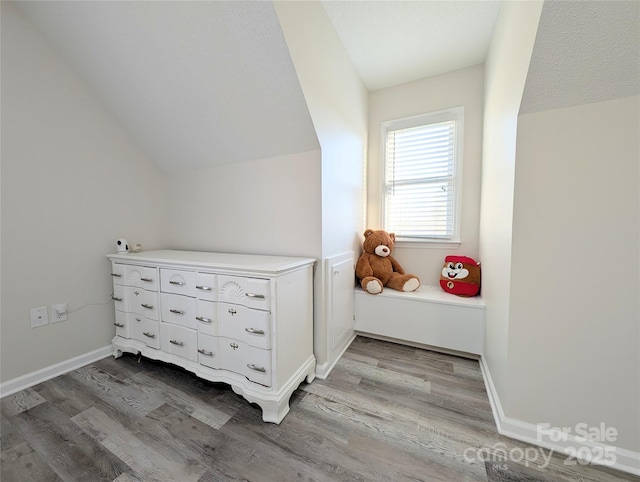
[{"left": 394, "top": 239, "right": 461, "bottom": 250}]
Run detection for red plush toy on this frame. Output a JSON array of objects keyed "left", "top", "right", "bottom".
[{"left": 439, "top": 255, "right": 481, "bottom": 297}]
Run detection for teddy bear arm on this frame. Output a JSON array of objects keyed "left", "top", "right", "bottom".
[
  {"left": 389, "top": 256, "right": 406, "bottom": 275},
  {"left": 356, "top": 255, "right": 374, "bottom": 278}
]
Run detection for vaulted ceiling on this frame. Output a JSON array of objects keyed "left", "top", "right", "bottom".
[
  {"left": 521, "top": 0, "right": 640, "bottom": 114},
  {"left": 13, "top": 0, "right": 503, "bottom": 173},
  {"left": 13, "top": 1, "right": 319, "bottom": 173},
  {"left": 321, "top": 0, "right": 501, "bottom": 91},
  {"left": 13, "top": 0, "right": 638, "bottom": 174}
]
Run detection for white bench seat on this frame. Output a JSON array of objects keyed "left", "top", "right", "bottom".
[{"left": 354, "top": 285, "right": 485, "bottom": 357}]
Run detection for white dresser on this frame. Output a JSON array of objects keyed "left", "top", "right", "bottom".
[{"left": 106, "top": 250, "right": 316, "bottom": 423}]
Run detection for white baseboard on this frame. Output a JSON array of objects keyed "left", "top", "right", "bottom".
[
  {"left": 0, "top": 345, "right": 113, "bottom": 398},
  {"left": 315, "top": 332, "right": 356, "bottom": 380},
  {"left": 479, "top": 356, "right": 640, "bottom": 476}
]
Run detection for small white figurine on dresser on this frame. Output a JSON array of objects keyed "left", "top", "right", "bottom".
[{"left": 106, "top": 249, "right": 316, "bottom": 423}]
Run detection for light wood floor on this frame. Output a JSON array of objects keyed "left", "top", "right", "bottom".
[{"left": 1, "top": 336, "right": 637, "bottom": 481}]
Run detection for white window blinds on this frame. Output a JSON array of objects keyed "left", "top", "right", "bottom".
[{"left": 382, "top": 108, "right": 463, "bottom": 241}]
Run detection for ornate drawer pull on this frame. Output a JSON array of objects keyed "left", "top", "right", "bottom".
[
  {"left": 228, "top": 309, "right": 237, "bottom": 315},
  {"left": 196, "top": 316, "right": 212, "bottom": 323},
  {"left": 230, "top": 343, "right": 239, "bottom": 350},
  {"left": 245, "top": 328, "right": 265, "bottom": 335},
  {"left": 245, "top": 293, "right": 265, "bottom": 299},
  {"left": 135, "top": 317, "right": 142, "bottom": 322},
  {"left": 196, "top": 285, "right": 211, "bottom": 291},
  {"left": 247, "top": 364, "right": 266, "bottom": 373},
  {"left": 169, "top": 339, "right": 184, "bottom": 347},
  {"left": 111, "top": 273, "right": 122, "bottom": 278},
  {"left": 113, "top": 322, "right": 125, "bottom": 328},
  {"left": 169, "top": 309, "right": 184, "bottom": 315},
  {"left": 141, "top": 303, "right": 154, "bottom": 310},
  {"left": 143, "top": 332, "right": 156, "bottom": 338},
  {"left": 169, "top": 280, "right": 184, "bottom": 286},
  {"left": 111, "top": 296, "right": 123, "bottom": 302},
  {"left": 198, "top": 349, "right": 213, "bottom": 356},
  {"left": 141, "top": 277, "right": 153, "bottom": 282}
]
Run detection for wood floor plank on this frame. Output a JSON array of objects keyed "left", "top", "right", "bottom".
[
  {"left": 71, "top": 405, "right": 208, "bottom": 482},
  {"left": 0, "top": 440, "right": 62, "bottom": 482},
  {"left": 67, "top": 364, "right": 165, "bottom": 418},
  {"left": 9, "top": 401, "right": 130, "bottom": 481},
  {"left": 0, "top": 412, "right": 23, "bottom": 452},
  {"left": 124, "top": 371, "right": 236, "bottom": 429},
  {"left": 0, "top": 387, "right": 46, "bottom": 416}
]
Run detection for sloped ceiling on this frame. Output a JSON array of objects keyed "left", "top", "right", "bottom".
[
  {"left": 521, "top": 0, "right": 640, "bottom": 114},
  {"left": 14, "top": 0, "right": 319, "bottom": 173},
  {"left": 321, "top": 0, "right": 501, "bottom": 91}
]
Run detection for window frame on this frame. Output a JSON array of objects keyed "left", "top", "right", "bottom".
[{"left": 380, "top": 106, "right": 464, "bottom": 248}]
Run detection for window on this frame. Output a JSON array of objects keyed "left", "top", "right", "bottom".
[{"left": 382, "top": 107, "right": 463, "bottom": 244}]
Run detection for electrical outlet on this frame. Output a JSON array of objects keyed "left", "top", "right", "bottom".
[
  {"left": 51, "top": 303, "right": 68, "bottom": 323},
  {"left": 30, "top": 306, "right": 49, "bottom": 328}
]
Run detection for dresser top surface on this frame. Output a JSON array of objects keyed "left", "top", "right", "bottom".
[{"left": 107, "top": 250, "right": 315, "bottom": 275}]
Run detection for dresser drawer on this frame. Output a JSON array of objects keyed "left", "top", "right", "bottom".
[
  {"left": 161, "top": 269, "right": 196, "bottom": 297},
  {"left": 127, "top": 287, "right": 159, "bottom": 320},
  {"left": 197, "top": 333, "right": 220, "bottom": 369},
  {"left": 131, "top": 316, "right": 160, "bottom": 349},
  {"left": 219, "top": 337, "right": 271, "bottom": 386},
  {"left": 110, "top": 263, "right": 126, "bottom": 286},
  {"left": 113, "top": 310, "right": 130, "bottom": 338},
  {"left": 219, "top": 303, "right": 271, "bottom": 349},
  {"left": 112, "top": 264, "right": 158, "bottom": 290},
  {"left": 196, "top": 300, "right": 217, "bottom": 336},
  {"left": 160, "top": 323, "right": 197, "bottom": 362},
  {"left": 161, "top": 293, "right": 196, "bottom": 329},
  {"left": 195, "top": 273, "right": 217, "bottom": 301},
  {"left": 112, "top": 285, "right": 127, "bottom": 311},
  {"left": 218, "top": 275, "right": 270, "bottom": 311}
]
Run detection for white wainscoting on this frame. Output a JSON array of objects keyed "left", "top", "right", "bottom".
[{"left": 315, "top": 252, "right": 356, "bottom": 379}]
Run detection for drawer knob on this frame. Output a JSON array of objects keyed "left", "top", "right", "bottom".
[
  {"left": 196, "top": 316, "right": 212, "bottom": 323},
  {"left": 111, "top": 273, "right": 122, "bottom": 278},
  {"left": 169, "top": 309, "right": 185, "bottom": 315},
  {"left": 196, "top": 285, "right": 211, "bottom": 291},
  {"left": 141, "top": 277, "right": 153, "bottom": 282},
  {"left": 228, "top": 309, "right": 237, "bottom": 316},
  {"left": 230, "top": 343, "right": 239, "bottom": 350},
  {"left": 113, "top": 322, "right": 125, "bottom": 328},
  {"left": 169, "top": 280, "right": 185, "bottom": 286},
  {"left": 169, "top": 339, "right": 184, "bottom": 347},
  {"left": 247, "top": 364, "right": 266, "bottom": 373},
  {"left": 111, "top": 296, "right": 123, "bottom": 302},
  {"left": 245, "top": 293, "right": 265, "bottom": 299},
  {"left": 141, "top": 303, "right": 154, "bottom": 310},
  {"left": 245, "top": 327, "right": 265, "bottom": 335},
  {"left": 143, "top": 332, "right": 156, "bottom": 339},
  {"left": 198, "top": 349, "right": 214, "bottom": 356}
]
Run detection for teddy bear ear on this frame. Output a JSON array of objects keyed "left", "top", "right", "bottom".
[
  {"left": 389, "top": 232, "right": 396, "bottom": 241},
  {"left": 363, "top": 229, "right": 374, "bottom": 238}
]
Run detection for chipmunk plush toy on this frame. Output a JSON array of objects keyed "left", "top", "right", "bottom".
[
  {"left": 439, "top": 255, "right": 481, "bottom": 297},
  {"left": 356, "top": 229, "right": 420, "bottom": 295}
]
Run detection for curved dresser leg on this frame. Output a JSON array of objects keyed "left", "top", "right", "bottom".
[{"left": 259, "top": 398, "right": 290, "bottom": 424}]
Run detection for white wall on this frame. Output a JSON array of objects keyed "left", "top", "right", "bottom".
[
  {"left": 274, "top": 0, "right": 368, "bottom": 370},
  {"left": 510, "top": 96, "right": 640, "bottom": 453},
  {"left": 367, "top": 64, "right": 485, "bottom": 285},
  {"left": 478, "top": 0, "right": 543, "bottom": 400},
  {"left": 162, "top": 149, "right": 322, "bottom": 259},
  {"left": 1, "top": 3, "right": 166, "bottom": 382}
]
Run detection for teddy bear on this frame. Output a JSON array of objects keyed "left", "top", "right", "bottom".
[{"left": 356, "top": 229, "right": 420, "bottom": 295}]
